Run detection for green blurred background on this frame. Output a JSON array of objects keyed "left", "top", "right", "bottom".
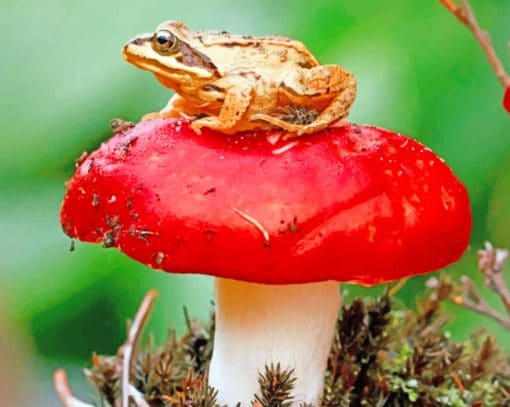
[{"left": 1, "top": 0, "right": 509, "bottom": 404}]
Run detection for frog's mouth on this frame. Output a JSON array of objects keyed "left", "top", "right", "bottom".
[{"left": 121, "top": 33, "right": 157, "bottom": 68}]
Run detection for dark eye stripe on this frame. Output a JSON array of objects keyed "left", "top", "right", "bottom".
[{"left": 174, "top": 41, "right": 218, "bottom": 74}]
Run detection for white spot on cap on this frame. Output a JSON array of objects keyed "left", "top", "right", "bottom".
[
  {"left": 402, "top": 197, "right": 418, "bottom": 227},
  {"left": 367, "top": 225, "right": 376, "bottom": 242},
  {"left": 272, "top": 141, "right": 299, "bottom": 155},
  {"left": 441, "top": 186, "right": 455, "bottom": 211}
]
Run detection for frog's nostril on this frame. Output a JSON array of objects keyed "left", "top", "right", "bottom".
[
  {"left": 132, "top": 37, "right": 147, "bottom": 46},
  {"left": 126, "top": 34, "right": 152, "bottom": 47}
]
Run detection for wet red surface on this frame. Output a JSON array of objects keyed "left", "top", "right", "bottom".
[{"left": 61, "top": 119, "right": 471, "bottom": 285}]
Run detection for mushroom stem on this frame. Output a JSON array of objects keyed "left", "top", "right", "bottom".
[{"left": 209, "top": 278, "right": 341, "bottom": 406}]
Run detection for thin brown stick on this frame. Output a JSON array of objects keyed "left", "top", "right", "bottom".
[
  {"left": 439, "top": 0, "right": 468, "bottom": 24},
  {"left": 453, "top": 374, "right": 465, "bottom": 392},
  {"left": 53, "top": 369, "right": 95, "bottom": 407},
  {"left": 452, "top": 291, "right": 510, "bottom": 330},
  {"left": 438, "top": 0, "right": 510, "bottom": 87},
  {"left": 460, "top": 0, "right": 510, "bottom": 87},
  {"left": 427, "top": 259, "right": 510, "bottom": 330},
  {"left": 388, "top": 277, "right": 409, "bottom": 297},
  {"left": 119, "top": 289, "right": 159, "bottom": 407},
  {"left": 451, "top": 273, "right": 510, "bottom": 329},
  {"left": 455, "top": 299, "right": 510, "bottom": 329},
  {"left": 478, "top": 242, "right": 510, "bottom": 314}
]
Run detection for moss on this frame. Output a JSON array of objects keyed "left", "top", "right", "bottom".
[{"left": 83, "top": 289, "right": 510, "bottom": 407}]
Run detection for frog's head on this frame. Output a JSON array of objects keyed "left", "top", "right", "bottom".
[{"left": 122, "top": 21, "right": 220, "bottom": 89}]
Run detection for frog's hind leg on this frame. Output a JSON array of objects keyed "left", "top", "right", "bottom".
[
  {"left": 191, "top": 83, "right": 252, "bottom": 134},
  {"left": 289, "top": 65, "right": 356, "bottom": 135},
  {"left": 251, "top": 65, "right": 356, "bottom": 136}
]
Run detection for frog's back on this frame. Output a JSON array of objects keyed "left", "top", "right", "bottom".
[{"left": 196, "top": 31, "right": 320, "bottom": 72}]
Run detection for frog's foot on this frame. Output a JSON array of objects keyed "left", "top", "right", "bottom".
[
  {"left": 141, "top": 110, "right": 182, "bottom": 122},
  {"left": 190, "top": 116, "right": 239, "bottom": 135},
  {"left": 250, "top": 113, "right": 315, "bottom": 137},
  {"left": 191, "top": 82, "right": 253, "bottom": 135},
  {"left": 141, "top": 112, "right": 162, "bottom": 122}
]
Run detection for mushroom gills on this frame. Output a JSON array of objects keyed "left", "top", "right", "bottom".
[{"left": 209, "top": 278, "right": 341, "bottom": 406}]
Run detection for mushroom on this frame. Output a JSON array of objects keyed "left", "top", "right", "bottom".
[
  {"left": 61, "top": 119, "right": 471, "bottom": 406},
  {"left": 504, "top": 86, "right": 510, "bottom": 113}
]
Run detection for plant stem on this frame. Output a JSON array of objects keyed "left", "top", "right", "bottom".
[
  {"left": 209, "top": 279, "right": 341, "bottom": 406},
  {"left": 438, "top": 0, "right": 510, "bottom": 87},
  {"left": 477, "top": 242, "right": 510, "bottom": 315},
  {"left": 453, "top": 276, "right": 510, "bottom": 329},
  {"left": 119, "top": 289, "right": 158, "bottom": 407},
  {"left": 53, "top": 369, "right": 94, "bottom": 407}
]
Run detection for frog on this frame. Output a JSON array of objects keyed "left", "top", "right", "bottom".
[{"left": 121, "top": 21, "right": 356, "bottom": 136}]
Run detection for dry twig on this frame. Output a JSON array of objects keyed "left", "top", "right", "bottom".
[
  {"left": 388, "top": 277, "right": 409, "bottom": 297},
  {"left": 478, "top": 241, "right": 510, "bottom": 314},
  {"left": 53, "top": 369, "right": 94, "bottom": 407},
  {"left": 427, "top": 241, "right": 510, "bottom": 329},
  {"left": 454, "top": 275, "right": 510, "bottom": 329},
  {"left": 119, "top": 289, "right": 158, "bottom": 407},
  {"left": 54, "top": 291, "right": 159, "bottom": 407},
  {"left": 438, "top": 0, "right": 510, "bottom": 88}
]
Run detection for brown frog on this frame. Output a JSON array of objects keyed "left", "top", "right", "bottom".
[{"left": 122, "top": 21, "right": 356, "bottom": 136}]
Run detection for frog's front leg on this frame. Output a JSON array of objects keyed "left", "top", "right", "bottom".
[
  {"left": 191, "top": 79, "right": 253, "bottom": 135},
  {"left": 251, "top": 65, "right": 356, "bottom": 136},
  {"left": 142, "top": 94, "right": 200, "bottom": 121}
]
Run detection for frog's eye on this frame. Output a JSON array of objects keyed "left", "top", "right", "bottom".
[{"left": 153, "top": 30, "right": 177, "bottom": 53}]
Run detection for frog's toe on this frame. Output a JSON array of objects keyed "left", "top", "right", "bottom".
[
  {"left": 190, "top": 120, "right": 206, "bottom": 135},
  {"left": 295, "top": 124, "right": 322, "bottom": 136},
  {"left": 141, "top": 112, "right": 162, "bottom": 122},
  {"left": 250, "top": 113, "right": 273, "bottom": 122},
  {"left": 250, "top": 114, "right": 299, "bottom": 131}
]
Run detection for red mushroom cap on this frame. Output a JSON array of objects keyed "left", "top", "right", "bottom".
[
  {"left": 61, "top": 119, "right": 471, "bottom": 285},
  {"left": 504, "top": 86, "right": 510, "bottom": 114}
]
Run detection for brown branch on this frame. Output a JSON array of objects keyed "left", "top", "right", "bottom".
[
  {"left": 438, "top": 0, "right": 510, "bottom": 88},
  {"left": 453, "top": 275, "right": 510, "bottom": 329},
  {"left": 388, "top": 277, "right": 409, "bottom": 297},
  {"left": 53, "top": 369, "right": 95, "bottom": 407},
  {"left": 478, "top": 242, "right": 510, "bottom": 314},
  {"left": 439, "top": 0, "right": 468, "bottom": 24},
  {"left": 427, "top": 241, "right": 510, "bottom": 329},
  {"left": 118, "top": 289, "right": 159, "bottom": 407}
]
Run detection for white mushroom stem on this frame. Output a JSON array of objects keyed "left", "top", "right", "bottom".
[{"left": 209, "top": 278, "right": 341, "bottom": 406}]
